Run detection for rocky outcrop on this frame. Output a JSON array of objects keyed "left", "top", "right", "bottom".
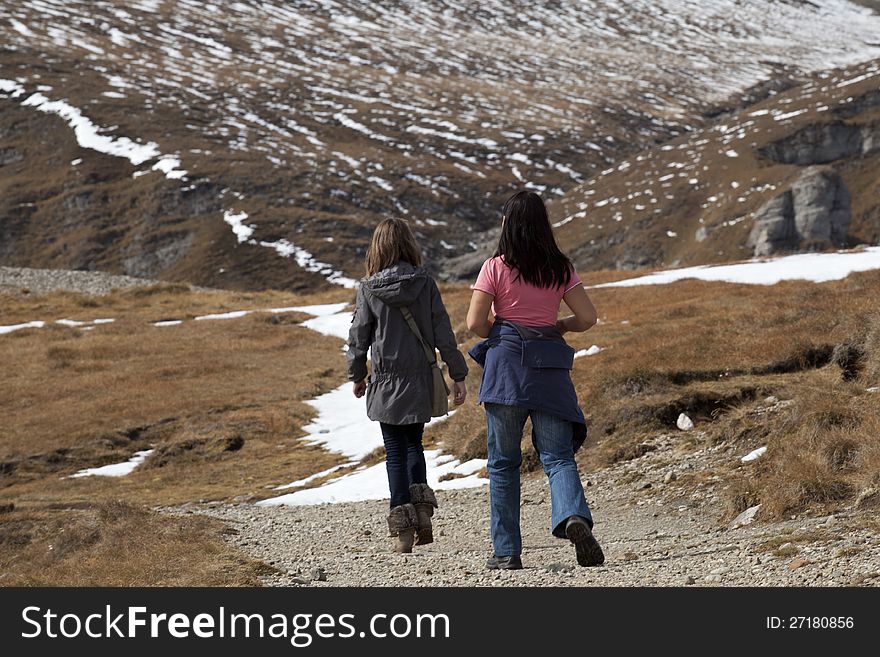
[
  {"left": 748, "top": 193, "right": 796, "bottom": 256},
  {"left": 760, "top": 122, "right": 880, "bottom": 165},
  {"left": 792, "top": 168, "right": 851, "bottom": 244},
  {"left": 747, "top": 167, "right": 851, "bottom": 257}
]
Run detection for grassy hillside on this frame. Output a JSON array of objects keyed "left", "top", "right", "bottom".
[{"left": 3, "top": 269, "right": 880, "bottom": 583}]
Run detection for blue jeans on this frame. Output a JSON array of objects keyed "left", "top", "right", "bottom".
[
  {"left": 485, "top": 403, "right": 593, "bottom": 557},
  {"left": 380, "top": 422, "right": 427, "bottom": 508}
]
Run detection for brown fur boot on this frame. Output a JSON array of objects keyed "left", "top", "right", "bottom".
[
  {"left": 387, "top": 504, "right": 418, "bottom": 554},
  {"left": 409, "top": 483, "right": 438, "bottom": 546}
]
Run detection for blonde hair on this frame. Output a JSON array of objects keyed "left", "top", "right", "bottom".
[{"left": 365, "top": 218, "right": 423, "bottom": 276}]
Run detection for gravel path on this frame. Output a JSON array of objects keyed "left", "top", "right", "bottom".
[
  {"left": 0, "top": 266, "right": 162, "bottom": 296},
  {"left": 183, "top": 427, "right": 880, "bottom": 587}
]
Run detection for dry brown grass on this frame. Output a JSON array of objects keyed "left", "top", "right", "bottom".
[
  {"left": 1, "top": 284, "right": 360, "bottom": 585},
  {"left": 2, "top": 288, "right": 360, "bottom": 508},
  {"left": 738, "top": 385, "right": 880, "bottom": 520},
  {"left": 0, "top": 502, "right": 273, "bottom": 586},
  {"left": 1, "top": 283, "right": 339, "bottom": 326},
  {"left": 5, "top": 267, "right": 880, "bottom": 584},
  {"left": 429, "top": 268, "right": 880, "bottom": 523}
]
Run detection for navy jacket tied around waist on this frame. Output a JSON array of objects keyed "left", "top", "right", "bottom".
[{"left": 468, "top": 319, "right": 588, "bottom": 452}]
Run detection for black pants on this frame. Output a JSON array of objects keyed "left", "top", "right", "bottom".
[{"left": 380, "top": 422, "right": 427, "bottom": 508}]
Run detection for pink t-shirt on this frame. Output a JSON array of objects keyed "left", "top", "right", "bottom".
[{"left": 473, "top": 256, "right": 582, "bottom": 327}]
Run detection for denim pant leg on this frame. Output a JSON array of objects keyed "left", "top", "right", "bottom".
[
  {"left": 405, "top": 423, "right": 428, "bottom": 486},
  {"left": 381, "top": 422, "right": 416, "bottom": 508},
  {"left": 530, "top": 409, "right": 593, "bottom": 538},
  {"left": 485, "top": 403, "right": 529, "bottom": 557}
]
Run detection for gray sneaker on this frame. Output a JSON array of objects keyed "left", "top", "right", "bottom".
[{"left": 486, "top": 554, "right": 523, "bottom": 570}]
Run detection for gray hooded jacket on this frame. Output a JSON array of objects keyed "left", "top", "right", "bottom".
[{"left": 347, "top": 261, "right": 468, "bottom": 425}]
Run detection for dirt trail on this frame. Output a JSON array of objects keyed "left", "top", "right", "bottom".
[{"left": 187, "top": 429, "right": 880, "bottom": 587}]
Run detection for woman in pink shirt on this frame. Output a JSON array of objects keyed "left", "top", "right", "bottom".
[{"left": 467, "top": 190, "right": 604, "bottom": 570}]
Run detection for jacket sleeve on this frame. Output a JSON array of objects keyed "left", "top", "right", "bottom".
[
  {"left": 429, "top": 278, "right": 469, "bottom": 382},
  {"left": 346, "top": 285, "right": 374, "bottom": 382}
]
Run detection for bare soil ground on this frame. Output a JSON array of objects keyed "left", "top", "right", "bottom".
[{"left": 192, "top": 429, "right": 880, "bottom": 587}]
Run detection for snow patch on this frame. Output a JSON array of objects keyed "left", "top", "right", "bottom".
[
  {"left": 194, "top": 310, "right": 251, "bottom": 321},
  {"left": 16, "top": 92, "right": 187, "bottom": 179},
  {"left": 574, "top": 345, "right": 603, "bottom": 358},
  {"left": 258, "top": 450, "right": 487, "bottom": 506},
  {"left": 223, "top": 210, "right": 255, "bottom": 243},
  {"left": 69, "top": 449, "right": 154, "bottom": 478},
  {"left": 0, "top": 320, "right": 45, "bottom": 335},
  {"left": 594, "top": 248, "right": 880, "bottom": 288}
]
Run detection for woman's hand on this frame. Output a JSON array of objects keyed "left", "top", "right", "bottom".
[
  {"left": 352, "top": 379, "right": 367, "bottom": 398},
  {"left": 452, "top": 380, "right": 467, "bottom": 405}
]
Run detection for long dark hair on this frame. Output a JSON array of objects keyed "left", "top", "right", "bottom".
[{"left": 494, "top": 191, "right": 573, "bottom": 289}]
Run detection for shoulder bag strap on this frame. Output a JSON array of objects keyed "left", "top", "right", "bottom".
[{"left": 399, "top": 306, "right": 438, "bottom": 365}]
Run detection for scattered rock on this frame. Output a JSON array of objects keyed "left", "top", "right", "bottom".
[
  {"left": 788, "top": 558, "right": 811, "bottom": 571},
  {"left": 684, "top": 575, "right": 695, "bottom": 585},
  {"left": 621, "top": 552, "right": 638, "bottom": 562},
  {"left": 290, "top": 577, "right": 311, "bottom": 585},
  {"left": 817, "top": 515, "right": 836, "bottom": 528},
  {"left": 545, "top": 563, "right": 573, "bottom": 573},
  {"left": 663, "top": 471, "right": 677, "bottom": 484},
  {"left": 0, "top": 266, "right": 165, "bottom": 297},
  {"left": 704, "top": 574, "right": 722, "bottom": 583},
  {"left": 741, "top": 446, "right": 767, "bottom": 463},
  {"left": 710, "top": 566, "right": 731, "bottom": 575},
  {"left": 0, "top": 502, "right": 14, "bottom": 514},
  {"left": 311, "top": 567, "right": 327, "bottom": 582},
  {"left": 729, "top": 504, "right": 761, "bottom": 529},
  {"left": 676, "top": 413, "right": 694, "bottom": 431},
  {"left": 763, "top": 395, "right": 779, "bottom": 404}
]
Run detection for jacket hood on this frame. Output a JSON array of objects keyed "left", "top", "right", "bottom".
[{"left": 364, "top": 261, "right": 429, "bottom": 307}]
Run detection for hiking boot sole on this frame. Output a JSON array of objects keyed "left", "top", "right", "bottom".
[{"left": 566, "top": 521, "right": 605, "bottom": 567}]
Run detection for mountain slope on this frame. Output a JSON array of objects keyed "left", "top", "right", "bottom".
[
  {"left": 550, "top": 59, "right": 880, "bottom": 272},
  {"left": 2, "top": 0, "right": 880, "bottom": 289}
]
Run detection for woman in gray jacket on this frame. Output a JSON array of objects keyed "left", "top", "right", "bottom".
[{"left": 347, "top": 218, "right": 468, "bottom": 554}]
